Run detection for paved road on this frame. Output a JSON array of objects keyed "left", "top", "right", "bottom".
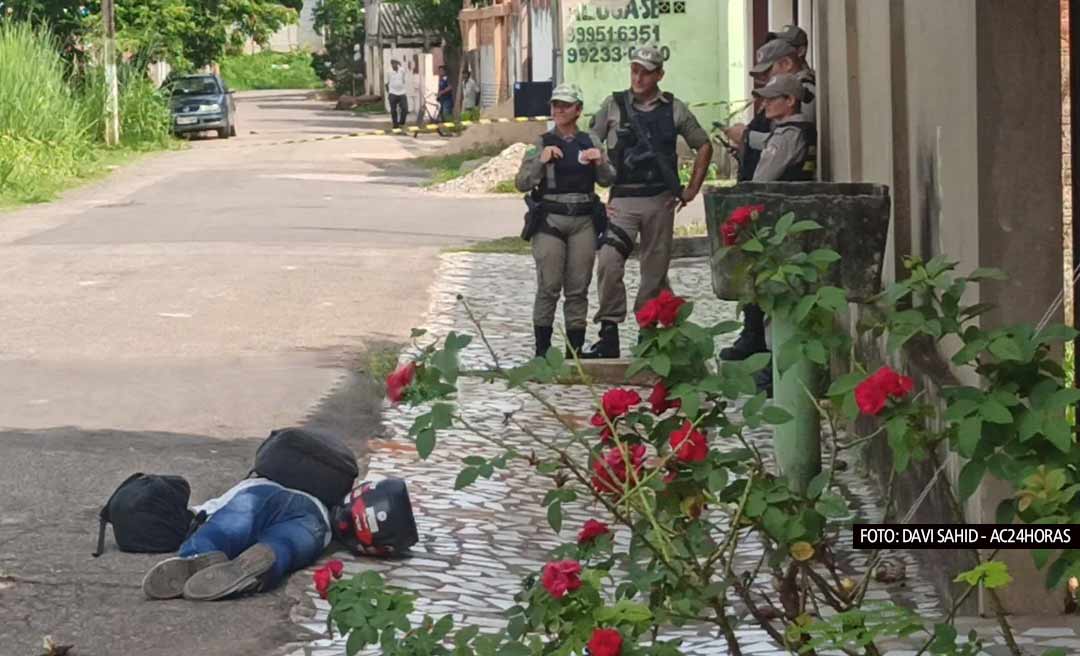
[{"left": 0, "top": 90, "right": 520, "bottom": 656}]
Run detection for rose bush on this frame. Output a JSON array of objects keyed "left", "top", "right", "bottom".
[{"left": 319, "top": 206, "right": 1076, "bottom": 656}]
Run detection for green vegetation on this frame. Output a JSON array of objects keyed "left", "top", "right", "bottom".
[
  {"left": 446, "top": 236, "right": 531, "bottom": 255},
  {"left": 489, "top": 179, "right": 517, "bottom": 194},
  {"left": 311, "top": 0, "right": 365, "bottom": 91},
  {"left": 352, "top": 101, "right": 388, "bottom": 115},
  {"left": 413, "top": 144, "right": 503, "bottom": 187},
  {"left": 674, "top": 222, "right": 708, "bottom": 238},
  {"left": 0, "top": 22, "right": 174, "bottom": 207},
  {"left": 220, "top": 51, "right": 323, "bottom": 91}
]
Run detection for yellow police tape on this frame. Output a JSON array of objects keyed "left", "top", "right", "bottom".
[{"left": 236, "top": 99, "right": 739, "bottom": 149}]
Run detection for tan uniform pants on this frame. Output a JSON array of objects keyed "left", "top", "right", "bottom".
[
  {"left": 531, "top": 213, "right": 596, "bottom": 330},
  {"left": 594, "top": 192, "right": 675, "bottom": 324}
]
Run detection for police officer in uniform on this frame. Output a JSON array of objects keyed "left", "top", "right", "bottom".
[
  {"left": 721, "top": 28, "right": 818, "bottom": 373},
  {"left": 584, "top": 45, "right": 714, "bottom": 358},
  {"left": 515, "top": 83, "right": 616, "bottom": 358},
  {"left": 751, "top": 74, "right": 816, "bottom": 182}
]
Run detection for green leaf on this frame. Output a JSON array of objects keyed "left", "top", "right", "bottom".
[
  {"left": 827, "top": 373, "right": 865, "bottom": 397},
  {"left": 497, "top": 642, "right": 532, "bottom": 656},
  {"left": 806, "top": 471, "right": 829, "bottom": 499},
  {"left": 611, "top": 599, "right": 652, "bottom": 623},
  {"left": 741, "top": 352, "right": 772, "bottom": 374},
  {"left": 762, "top": 507, "right": 788, "bottom": 541},
  {"left": 967, "top": 267, "right": 1008, "bottom": 281},
  {"left": 1033, "top": 548, "right": 1053, "bottom": 570},
  {"left": 1048, "top": 388, "right": 1080, "bottom": 408},
  {"left": 346, "top": 630, "right": 368, "bottom": 656},
  {"left": 989, "top": 336, "right": 1023, "bottom": 362},
  {"left": 957, "top": 417, "right": 982, "bottom": 458},
  {"left": 454, "top": 467, "right": 479, "bottom": 490},
  {"left": 1044, "top": 416, "right": 1074, "bottom": 453},
  {"left": 815, "top": 493, "right": 850, "bottom": 519},
  {"left": 790, "top": 219, "right": 824, "bottom": 234},
  {"left": 762, "top": 405, "right": 794, "bottom": 425},
  {"left": 651, "top": 353, "right": 671, "bottom": 377},
  {"left": 431, "top": 403, "right": 454, "bottom": 430},
  {"left": 817, "top": 286, "right": 847, "bottom": 311},
  {"left": 794, "top": 295, "right": 817, "bottom": 324},
  {"left": 944, "top": 399, "right": 980, "bottom": 421},
  {"left": 708, "top": 468, "right": 729, "bottom": 492},
  {"left": 954, "top": 561, "right": 1012, "bottom": 589},
  {"left": 743, "top": 392, "right": 767, "bottom": 419},
  {"left": 1042, "top": 649, "right": 1068, "bottom": 656},
  {"left": 680, "top": 391, "right": 701, "bottom": 420},
  {"left": 774, "top": 211, "right": 796, "bottom": 237},
  {"left": 803, "top": 340, "right": 828, "bottom": 365},
  {"left": 416, "top": 428, "right": 436, "bottom": 459},
  {"left": 544, "top": 346, "right": 565, "bottom": 371},
  {"left": 958, "top": 460, "right": 985, "bottom": 501},
  {"left": 741, "top": 238, "right": 765, "bottom": 253},
  {"left": 1035, "top": 324, "right": 1080, "bottom": 345},
  {"left": 711, "top": 320, "right": 744, "bottom": 335},
  {"left": 979, "top": 400, "right": 1013, "bottom": 425},
  {"left": 547, "top": 501, "right": 562, "bottom": 534}
]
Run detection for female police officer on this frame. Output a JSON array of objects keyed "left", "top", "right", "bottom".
[{"left": 515, "top": 83, "right": 616, "bottom": 358}]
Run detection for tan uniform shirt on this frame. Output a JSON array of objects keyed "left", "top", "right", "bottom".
[
  {"left": 588, "top": 90, "right": 710, "bottom": 180},
  {"left": 752, "top": 113, "right": 810, "bottom": 182},
  {"left": 515, "top": 131, "right": 616, "bottom": 202},
  {"left": 747, "top": 67, "right": 816, "bottom": 151}
]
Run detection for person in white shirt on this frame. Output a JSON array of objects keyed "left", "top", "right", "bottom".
[
  {"left": 386, "top": 59, "right": 409, "bottom": 129},
  {"left": 462, "top": 69, "right": 480, "bottom": 112}
]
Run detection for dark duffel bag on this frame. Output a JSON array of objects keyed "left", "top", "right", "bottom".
[
  {"left": 252, "top": 427, "right": 359, "bottom": 508},
  {"left": 93, "top": 473, "right": 195, "bottom": 557}
]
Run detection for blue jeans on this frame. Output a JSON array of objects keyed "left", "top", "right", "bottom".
[{"left": 179, "top": 485, "right": 328, "bottom": 588}]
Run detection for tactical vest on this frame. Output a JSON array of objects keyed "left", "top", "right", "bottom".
[
  {"left": 776, "top": 120, "right": 818, "bottom": 182},
  {"left": 611, "top": 91, "right": 678, "bottom": 192},
  {"left": 738, "top": 109, "right": 772, "bottom": 182},
  {"left": 541, "top": 131, "right": 597, "bottom": 195}
]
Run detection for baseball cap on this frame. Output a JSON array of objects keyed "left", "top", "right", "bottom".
[
  {"left": 752, "top": 73, "right": 803, "bottom": 100},
  {"left": 750, "top": 39, "right": 797, "bottom": 74},
  {"left": 767, "top": 24, "right": 809, "bottom": 49},
  {"left": 630, "top": 45, "right": 665, "bottom": 71},
  {"left": 550, "top": 83, "right": 584, "bottom": 104}
]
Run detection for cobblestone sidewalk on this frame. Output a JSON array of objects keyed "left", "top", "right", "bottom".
[{"left": 289, "top": 253, "right": 1079, "bottom": 656}]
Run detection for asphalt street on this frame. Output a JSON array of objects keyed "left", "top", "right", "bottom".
[{"left": 0, "top": 90, "right": 520, "bottom": 656}]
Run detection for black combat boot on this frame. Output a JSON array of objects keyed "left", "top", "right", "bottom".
[
  {"left": 720, "top": 303, "right": 768, "bottom": 361},
  {"left": 754, "top": 365, "right": 774, "bottom": 399},
  {"left": 565, "top": 328, "right": 587, "bottom": 359},
  {"left": 534, "top": 325, "right": 554, "bottom": 358},
  {"left": 582, "top": 321, "right": 620, "bottom": 359}
]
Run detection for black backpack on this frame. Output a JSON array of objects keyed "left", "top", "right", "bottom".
[
  {"left": 252, "top": 427, "right": 359, "bottom": 508},
  {"left": 93, "top": 473, "right": 196, "bottom": 557}
]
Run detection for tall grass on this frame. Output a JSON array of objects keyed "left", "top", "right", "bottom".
[
  {"left": 0, "top": 21, "right": 173, "bottom": 206},
  {"left": 220, "top": 51, "right": 323, "bottom": 91}
]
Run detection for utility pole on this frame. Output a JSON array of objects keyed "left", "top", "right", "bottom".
[{"left": 103, "top": 0, "right": 121, "bottom": 146}]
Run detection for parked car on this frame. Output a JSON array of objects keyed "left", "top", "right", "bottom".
[{"left": 164, "top": 74, "right": 237, "bottom": 139}]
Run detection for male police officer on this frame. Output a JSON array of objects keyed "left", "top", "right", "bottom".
[
  {"left": 515, "top": 83, "right": 615, "bottom": 358},
  {"left": 751, "top": 74, "right": 815, "bottom": 182},
  {"left": 584, "top": 45, "right": 714, "bottom": 358}
]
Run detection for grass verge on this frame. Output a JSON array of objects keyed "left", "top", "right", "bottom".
[
  {"left": 446, "top": 236, "right": 531, "bottom": 255},
  {"left": 219, "top": 51, "right": 323, "bottom": 91},
  {"left": 489, "top": 179, "right": 517, "bottom": 194},
  {"left": 414, "top": 144, "right": 505, "bottom": 187},
  {"left": 352, "top": 101, "right": 387, "bottom": 115}
]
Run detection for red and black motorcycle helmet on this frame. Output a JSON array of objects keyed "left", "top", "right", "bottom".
[{"left": 332, "top": 478, "right": 419, "bottom": 556}]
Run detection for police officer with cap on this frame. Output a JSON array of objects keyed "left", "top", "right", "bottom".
[
  {"left": 515, "top": 83, "right": 616, "bottom": 358},
  {"left": 584, "top": 45, "right": 714, "bottom": 358},
  {"left": 751, "top": 73, "right": 815, "bottom": 182}
]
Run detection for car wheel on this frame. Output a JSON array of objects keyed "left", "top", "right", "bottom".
[
  {"left": 229, "top": 123, "right": 237, "bottom": 137},
  {"left": 217, "top": 128, "right": 230, "bottom": 139}
]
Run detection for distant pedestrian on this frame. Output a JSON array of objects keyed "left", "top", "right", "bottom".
[
  {"left": 516, "top": 84, "right": 614, "bottom": 358},
  {"left": 437, "top": 65, "right": 454, "bottom": 119},
  {"left": 386, "top": 59, "right": 409, "bottom": 129},
  {"left": 462, "top": 69, "right": 480, "bottom": 112}
]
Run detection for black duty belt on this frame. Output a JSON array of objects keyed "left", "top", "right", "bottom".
[
  {"left": 540, "top": 200, "right": 594, "bottom": 216},
  {"left": 610, "top": 184, "right": 670, "bottom": 198}
]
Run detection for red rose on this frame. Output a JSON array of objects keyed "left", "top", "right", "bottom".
[
  {"left": 648, "top": 381, "right": 681, "bottom": 415},
  {"left": 386, "top": 362, "right": 416, "bottom": 404},
  {"left": 669, "top": 421, "right": 708, "bottom": 463},
  {"left": 587, "top": 628, "right": 624, "bottom": 656},
  {"left": 541, "top": 560, "right": 583, "bottom": 598},
  {"left": 854, "top": 366, "right": 914, "bottom": 416},
  {"left": 327, "top": 560, "right": 344, "bottom": 578},
  {"left": 577, "top": 519, "right": 611, "bottom": 544},
  {"left": 313, "top": 566, "right": 333, "bottom": 599},
  {"left": 655, "top": 290, "right": 686, "bottom": 327},
  {"left": 592, "top": 444, "right": 647, "bottom": 495},
  {"left": 721, "top": 204, "right": 763, "bottom": 246},
  {"left": 721, "top": 219, "right": 740, "bottom": 246},
  {"left": 601, "top": 388, "right": 642, "bottom": 419},
  {"left": 635, "top": 299, "right": 661, "bottom": 328}
]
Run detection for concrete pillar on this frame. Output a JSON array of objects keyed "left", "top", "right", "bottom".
[{"left": 974, "top": 0, "right": 1064, "bottom": 617}]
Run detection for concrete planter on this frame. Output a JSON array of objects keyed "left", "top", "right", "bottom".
[{"left": 703, "top": 183, "right": 892, "bottom": 303}]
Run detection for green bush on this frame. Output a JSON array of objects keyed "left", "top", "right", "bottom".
[
  {"left": 220, "top": 51, "right": 323, "bottom": 91},
  {"left": 0, "top": 21, "right": 174, "bottom": 206}
]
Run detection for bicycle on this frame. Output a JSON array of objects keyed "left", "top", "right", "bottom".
[{"left": 414, "top": 94, "right": 453, "bottom": 138}]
